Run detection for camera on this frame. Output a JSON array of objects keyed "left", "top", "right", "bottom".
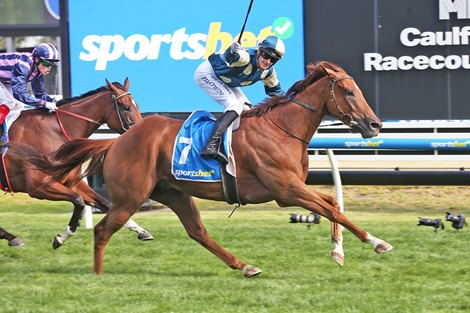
[
  {"left": 289, "top": 213, "right": 321, "bottom": 224},
  {"left": 445, "top": 212, "right": 467, "bottom": 230},
  {"left": 417, "top": 217, "right": 444, "bottom": 231}
]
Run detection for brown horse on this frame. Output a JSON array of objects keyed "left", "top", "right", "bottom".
[
  {"left": 19, "top": 62, "right": 393, "bottom": 276},
  {"left": 4, "top": 78, "right": 152, "bottom": 248},
  {"left": 0, "top": 227, "right": 23, "bottom": 247}
]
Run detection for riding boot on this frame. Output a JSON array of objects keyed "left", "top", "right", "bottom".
[
  {"left": 200, "top": 110, "right": 239, "bottom": 164},
  {"left": 0, "top": 104, "right": 10, "bottom": 147}
]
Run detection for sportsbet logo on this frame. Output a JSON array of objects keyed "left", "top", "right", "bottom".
[{"left": 79, "top": 21, "right": 291, "bottom": 71}]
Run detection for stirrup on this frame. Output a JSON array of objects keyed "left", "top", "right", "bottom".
[{"left": 200, "top": 147, "right": 228, "bottom": 164}]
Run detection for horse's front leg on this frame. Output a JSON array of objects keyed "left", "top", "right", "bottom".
[
  {"left": 154, "top": 189, "right": 262, "bottom": 278},
  {"left": 27, "top": 176, "right": 85, "bottom": 249},
  {"left": 74, "top": 180, "right": 154, "bottom": 241},
  {"left": 274, "top": 178, "right": 393, "bottom": 260}
]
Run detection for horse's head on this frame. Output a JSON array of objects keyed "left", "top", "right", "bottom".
[
  {"left": 105, "top": 78, "right": 142, "bottom": 133},
  {"left": 318, "top": 63, "right": 382, "bottom": 138}
]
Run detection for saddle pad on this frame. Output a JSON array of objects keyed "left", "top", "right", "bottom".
[{"left": 172, "top": 110, "right": 231, "bottom": 182}]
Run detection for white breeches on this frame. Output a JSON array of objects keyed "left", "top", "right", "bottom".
[
  {"left": 0, "top": 82, "right": 27, "bottom": 129},
  {"left": 194, "top": 60, "right": 250, "bottom": 116}
]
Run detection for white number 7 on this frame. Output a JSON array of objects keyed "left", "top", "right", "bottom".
[{"left": 178, "top": 136, "right": 192, "bottom": 164}]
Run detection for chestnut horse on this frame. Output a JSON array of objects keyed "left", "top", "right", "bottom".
[
  {"left": 20, "top": 62, "right": 393, "bottom": 276},
  {"left": 3, "top": 79, "right": 152, "bottom": 248}
]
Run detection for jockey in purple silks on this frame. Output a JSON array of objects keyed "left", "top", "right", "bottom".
[
  {"left": 194, "top": 35, "right": 285, "bottom": 163},
  {"left": 0, "top": 42, "right": 60, "bottom": 146}
]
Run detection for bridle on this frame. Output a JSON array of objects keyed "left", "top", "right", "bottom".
[
  {"left": 289, "top": 76, "right": 358, "bottom": 127},
  {"left": 107, "top": 91, "right": 136, "bottom": 132},
  {"left": 55, "top": 90, "right": 135, "bottom": 141},
  {"left": 268, "top": 76, "right": 358, "bottom": 144}
]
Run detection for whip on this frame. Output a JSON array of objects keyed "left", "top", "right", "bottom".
[{"left": 238, "top": 0, "right": 254, "bottom": 44}]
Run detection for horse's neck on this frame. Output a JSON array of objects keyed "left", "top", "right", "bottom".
[
  {"left": 59, "top": 93, "right": 106, "bottom": 138},
  {"left": 270, "top": 89, "right": 326, "bottom": 144}
]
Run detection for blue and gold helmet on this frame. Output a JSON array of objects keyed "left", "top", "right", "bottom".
[
  {"left": 258, "top": 36, "right": 285, "bottom": 59},
  {"left": 32, "top": 43, "right": 60, "bottom": 62}
]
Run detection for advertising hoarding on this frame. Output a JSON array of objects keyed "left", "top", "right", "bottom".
[{"left": 68, "top": 0, "right": 304, "bottom": 113}]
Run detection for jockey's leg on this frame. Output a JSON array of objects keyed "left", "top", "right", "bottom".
[
  {"left": 0, "top": 104, "right": 10, "bottom": 146},
  {"left": 200, "top": 110, "right": 238, "bottom": 164}
]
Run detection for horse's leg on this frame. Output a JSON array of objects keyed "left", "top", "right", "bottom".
[
  {"left": 315, "top": 192, "right": 344, "bottom": 267},
  {"left": 273, "top": 177, "right": 393, "bottom": 256},
  {"left": 26, "top": 176, "right": 86, "bottom": 249},
  {"left": 0, "top": 227, "right": 24, "bottom": 247},
  {"left": 93, "top": 200, "right": 143, "bottom": 275},
  {"left": 153, "top": 189, "right": 262, "bottom": 277},
  {"left": 74, "top": 180, "right": 154, "bottom": 241}
]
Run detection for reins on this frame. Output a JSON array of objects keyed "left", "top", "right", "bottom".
[
  {"left": 55, "top": 91, "right": 132, "bottom": 141},
  {"left": 269, "top": 76, "right": 357, "bottom": 144}
]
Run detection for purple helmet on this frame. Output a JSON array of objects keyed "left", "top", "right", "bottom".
[{"left": 32, "top": 43, "right": 60, "bottom": 62}]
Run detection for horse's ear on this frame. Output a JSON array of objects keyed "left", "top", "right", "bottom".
[
  {"left": 320, "top": 64, "right": 337, "bottom": 79},
  {"left": 105, "top": 79, "right": 111, "bottom": 88},
  {"left": 124, "top": 77, "right": 130, "bottom": 91}
]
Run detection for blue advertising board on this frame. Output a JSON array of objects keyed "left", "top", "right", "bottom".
[{"left": 68, "top": 0, "right": 304, "bottom": 113}]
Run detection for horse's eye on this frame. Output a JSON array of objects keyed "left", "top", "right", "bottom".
[
  {"left": 123, "top": 105, "right": 131, "bottom": 111},
  {"left": 346, "top": 89, "right": 354, "bottom": 96}
]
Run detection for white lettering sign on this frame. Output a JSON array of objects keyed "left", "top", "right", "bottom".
[{"left": 439, "top": 0, "right": 470, "bottom": 20}]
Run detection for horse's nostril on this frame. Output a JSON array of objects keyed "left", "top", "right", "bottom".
[{"left": 370, "top": 122, "right": 382, "bottom": 130}]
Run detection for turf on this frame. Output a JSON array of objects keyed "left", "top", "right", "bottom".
[{"left": 1, "top": 186, "right": 469, "bottom": 313}]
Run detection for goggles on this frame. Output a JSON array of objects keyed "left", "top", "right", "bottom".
[
  {"left": 260, "top": 49, "right": 280, "bottom": 64},
  {"left": 40, "top": 59, "right": 57, "bottom": 68}
]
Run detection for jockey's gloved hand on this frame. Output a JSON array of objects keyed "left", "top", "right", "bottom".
[
  {"left": 45, "top": 101, "right": 57, "bottom": 112},
  {"left": 230, "top": 41, "right": 242, "bottom": 54}
]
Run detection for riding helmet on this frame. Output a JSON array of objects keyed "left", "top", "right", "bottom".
[
  {"left": 258, "top": 36, "right": 285, "bottom": 59},
  {"left": 32, "top": 43, "right": 60, "bottom": 62}
]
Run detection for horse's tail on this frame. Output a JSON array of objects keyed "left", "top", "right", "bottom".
[{"left": 11, "top": 139, "right": 115, "bottom": 181}]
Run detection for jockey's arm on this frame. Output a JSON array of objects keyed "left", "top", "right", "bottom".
[
  {"left": 262, "top": 67, "right": 283, "bottom": 96},
  {"left": 223, "top": 46, "right": 250, "bottom": 67},
  {"left": 11, "top": 64, "right": 48, "bottom": 108},
  {"left": 31, "top": 77, "right": 54, "bottom": 102}
]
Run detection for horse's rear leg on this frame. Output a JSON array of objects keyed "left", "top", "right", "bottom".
[
  {"left": 316, "top": 192, "right": 344, "bottom": 267},
  {"left": 27, "top": 177, "right": 86, "bottom": 248},
  {"left": 75, "top": 180, "right": 154, "bottom": 241},
  {"left": 93, "top": 207, "right": 139, "bottom": 275},
  {"left": 154, "top": 189, "right": 262, "bottom": 277}
]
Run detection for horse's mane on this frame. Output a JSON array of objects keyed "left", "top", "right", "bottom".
[
  {"left": 242, "top": 61, "right": 343, "bottom": 118},
  {"left": 56, "top": 82, "right": 125, "bottom": 107}
]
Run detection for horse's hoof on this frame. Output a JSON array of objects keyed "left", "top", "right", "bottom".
[
  {"left": 242, "top": 265, "right": 262, "bottom": 278},
  {"left": 8, "top": 237, "right": 24, "bottom": 247},
  {"left": 374, "top": 241, "right": 393, "bottom": 254},
  {"left": 137, "top": 231, "right": 154, "bottom": 241},
  {"left": 331, "top": 251, "right": 344, "bottom": 267},
  {"left": 52, "top": 235, "right": 64, "bottom": 249}
]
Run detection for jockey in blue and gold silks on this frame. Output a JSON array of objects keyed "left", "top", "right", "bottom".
[
  {"left": 0, "top": 42, "right": 60, "bottom": 146},
  {"left": 194, "top": 35, "right": 285, "bottom": 163}
]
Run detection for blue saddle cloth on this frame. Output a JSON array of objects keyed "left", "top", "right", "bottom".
[{"left": 172, "top": 110, "right": 229, "bottom": 182}]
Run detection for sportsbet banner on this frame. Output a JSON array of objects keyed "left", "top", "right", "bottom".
[{"left": 68, "top": 0, "right": 304, "bottom": 113}]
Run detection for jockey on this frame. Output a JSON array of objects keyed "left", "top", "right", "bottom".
[
  {"left": 0, "top": 42, "right": 60, "bottom": 146},
  {"left": 194, "top": 35, "right": 285, "bottom": 163}
]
